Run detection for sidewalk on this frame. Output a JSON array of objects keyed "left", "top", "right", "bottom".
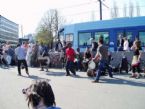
[{"left": 0, "top": 67, "right": 145, "bottom": 109}]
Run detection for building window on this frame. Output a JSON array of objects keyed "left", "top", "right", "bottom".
[
  {"left": 65, "top": 33, "right": 73, "bottom": 43},
  {"left": 139, "top": 32, "right": 145, "bottom": 46},
  {"left": 95, "top": 32, "right": 109, "bottom": 45},
  {"left": 78, "top": 32, "right": 92, "bottom": 46}
]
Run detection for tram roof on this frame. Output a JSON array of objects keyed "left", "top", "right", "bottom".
[{"left": 64, "top": 16, "right": 145, "bottom": 31}]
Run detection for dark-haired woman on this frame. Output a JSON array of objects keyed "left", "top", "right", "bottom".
[
  {"left": 130, "top": 40, "right": 141, "bottom": 79},
  {"left": 23, "top": 79, "right": 61, "bottom": 109}
]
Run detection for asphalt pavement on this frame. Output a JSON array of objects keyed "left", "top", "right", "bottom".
[{"left": 0, "top": 66, "right": 145, "bottom": 109}]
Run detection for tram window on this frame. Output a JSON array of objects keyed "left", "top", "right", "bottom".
[
  {"left": 95, "top": 32, "right": 109, "bottom": 45},
  {"left": 65, "top": 34, "right": 73, "bottom": 43},
  {"left": 117, "top": 32, "right": 124, "bottom": 47},
  {"left": 79, "top": 32, "right": 91, "bottom": 46},
  {"left": 126, "top": 32, "right": 132, "bottom": 40},
  {"left": 117, "top": 32, "right": 124, "bottom": 40},
  {"left": 139, "top": 32, "right": 145, "bottom": 46}
]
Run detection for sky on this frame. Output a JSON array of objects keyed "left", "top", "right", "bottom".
[{"left": 0, "top": 0, "right": 145, "bottom": 37}]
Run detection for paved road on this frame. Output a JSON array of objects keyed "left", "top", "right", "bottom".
[{"left": 0, "top": 67, "right": 145, "bottom": 109}]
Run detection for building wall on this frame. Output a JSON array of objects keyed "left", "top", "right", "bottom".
[{"left": 0, "top": 15, "right": 19, "bottom": 44}]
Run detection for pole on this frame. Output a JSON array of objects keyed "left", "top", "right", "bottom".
[
  {"left": 98, "top": 0, "right": 102, "bottom": 20},
  {"left": 21, "top": 25, "right": 23, "bottom": 38}
]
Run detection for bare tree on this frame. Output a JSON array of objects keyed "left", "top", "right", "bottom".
[
  {"left": 110, "top": 1, "right": 119, "bottom": 18},
  {"left": 110, "top": 8, "right": 114, "bottom": 18},
  {"left": 136, "top": 1, "right": 140, "bottom": 16},
  {"left": 129, "top": 1, "right": 134, "bottom": 17},
  {"left": 123, "top": 3, "right": 127, "bottom": 17},
  {"left": 36, "top": 9, "right": 65, "bottom": 45}
]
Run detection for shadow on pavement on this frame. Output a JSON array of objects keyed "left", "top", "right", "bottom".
[
  {"left": 45, "top": 71, "right": 94, "bottom": 80},
  {"left": 72, "top": 74, "right": 94, "bottom": 80},
  {"left": 99, "top": 77, "right": 145, "bottom": 88},
  {"left": 45, "top": 71, "right": 65, "bottom": 76},
  {"left": 21, "top": 75, "right": 48, "bottom": 80}
]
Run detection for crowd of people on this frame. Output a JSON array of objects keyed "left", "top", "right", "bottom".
[
  {"left": 117, "top": 35, "right": 143, "bottom": 51},
  {"left": 63, "top": 35, "right": 145, "bottom": 81},
  {"left": 0, "top": 35, "right": 145, "bottom": 79},
  {"left": 0, "top": 35, "right": 145, "bottom": 80},
  {"left": 0, "top": 36, "right": 145, "bottom": 109}
]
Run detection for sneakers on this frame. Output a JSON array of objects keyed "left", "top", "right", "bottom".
[
  {"left": 73, "top": 73, "right": 76, "bottom": 76},
  {"left": 40, "top": 69, "right": 44, "bottom": 71},
  {"left": 130, "top": 73, "right": 141, "bottom": 79},
  {"left": 26, "top": 72, "right": 30, "bottom": 77},
  {"left": 130, "top": 75, "right": 136, "bottom": 78},
  {"left": 66, "top": 74, "right": 71, "bottom": 76},
  {"left": 135, "top": 74, "right": 140, "bottom": 79},
  {"left": 109, "top": 76, "right": 113, "bottom": 78},
  {"left": 130, "top": 74, "right": 136, "bottom": 78},
  {"left": 17, "top": 74, "right": 21, "bottom": 76},
  {"left": 92, "top": 80, "right": 99, "bottom": 83}
]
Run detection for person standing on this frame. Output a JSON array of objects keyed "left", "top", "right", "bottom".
[
  {"left": 31, "top": 42, "right": 39, "bottom": 67},
  {"left": 65, "top": 43, "right": 76, "bottom": 76},
  {"left": 123, "top": 37, "right": 130, "bottom": 51},
  {"left": 61, "top": 40, "right": 67, "bottom": 68},
  {"left": 55, "top": 39, "right": 63, "bottom": 52},
  {"left": 75, "top": 48, "right": 83, "bottom": 71},
  {"left": 117, "top": 35, "right": 124, "bottom": 51},
  {"left": 130, "top": 40, "right": 141, "bottom": 78},
  {"left": 15, "top": 44, "right": 29, "bottom": 76},
  {"left": 92, "top": 36, "right": 113, "bottom": 83},
  {"left": 7, "top": 45, "right": 14, "bottom": 65}
]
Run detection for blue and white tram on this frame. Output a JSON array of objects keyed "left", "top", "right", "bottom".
[{"left": 59, "top": 16, "right": 145, "bottom": 51}]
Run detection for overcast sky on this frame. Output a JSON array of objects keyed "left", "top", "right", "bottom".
[{"left": 0, "top": 0, "right": 144, "bottom": 36}]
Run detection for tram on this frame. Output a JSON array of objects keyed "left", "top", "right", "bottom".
[{"left": 59, "top": 16, "right": 145, "bottom": 51}]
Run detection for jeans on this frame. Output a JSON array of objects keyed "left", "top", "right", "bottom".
[
  {"left": 95, "top": 60, "right": 113, "bottom": 81},
  {"left": 65, "top": 61, "right": 76, "bottom": 75}
]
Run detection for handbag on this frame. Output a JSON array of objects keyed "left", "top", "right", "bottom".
[{"left": 131, "top": 56, "right": 139, "bottom": 67}]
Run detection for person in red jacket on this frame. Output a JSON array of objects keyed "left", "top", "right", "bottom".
[{"left": 65, "top": 43, "right": 76, "bottom": 76}]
